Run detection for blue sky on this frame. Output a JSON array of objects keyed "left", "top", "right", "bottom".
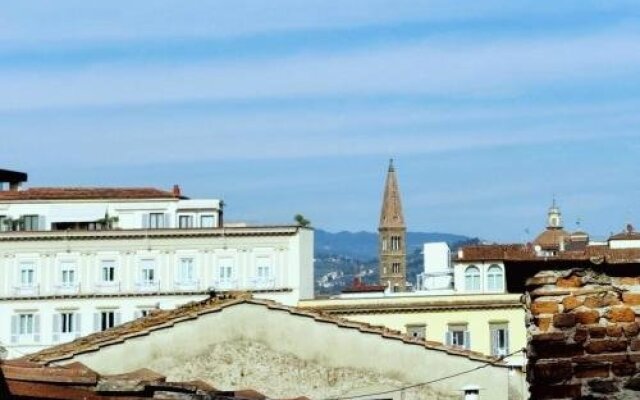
[{"left": 2, "top": 1, "right": 640, "bottom": 241}]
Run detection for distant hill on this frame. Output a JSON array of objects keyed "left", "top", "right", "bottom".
[
  {"left": 314, "top": 229, "right": 479, "bottom": 295},
  {"left": 314, "top": 229, "right": 473, "bottom": 260}
]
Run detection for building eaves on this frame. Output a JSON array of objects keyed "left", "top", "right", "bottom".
[
  {"left": 0, "top": 225, "right": 304, "bottom": 242},
  {"left": 0, "top": 187, "right": 181, "bottom": 201}
]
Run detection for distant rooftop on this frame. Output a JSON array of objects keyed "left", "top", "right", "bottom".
[{"left": 0, "top": 186, "right": 184, "bottom": 201}]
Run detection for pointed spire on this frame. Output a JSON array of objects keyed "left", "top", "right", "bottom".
[{"left": 379, "top": 159, "right": 405, "bottom": 228}]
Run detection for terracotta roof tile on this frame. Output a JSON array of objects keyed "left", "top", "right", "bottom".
[
  {"left": 0, "top": 187, "right": 180, "bottom": 201},
  {"left": 458, "top": 243, "right": 640, "bottom": 264},
  {"left": 0, "top": 360, "right": 303, "bottom": 399}
]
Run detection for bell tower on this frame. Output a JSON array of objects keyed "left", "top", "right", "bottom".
[
  {"left": 547, "top": 197, "right": 562, "bottom": 229},
  {"left": 378, "top": 159, "right": 407, "bottom": 292}
]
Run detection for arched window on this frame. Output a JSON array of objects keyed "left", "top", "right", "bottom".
[
  {"left": 464, "top": 266, "right": 481, "bottom": 291},
  {"left": 487, "top": 264, "right": 504, "bottom": 291}
]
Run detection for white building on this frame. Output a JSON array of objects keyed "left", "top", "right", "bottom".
[
  {"left": 0, "top": 170, "right": 313, "bottom": 358},
  {"left": 416, "top": 242, "right": 454, "bottom": 293}
]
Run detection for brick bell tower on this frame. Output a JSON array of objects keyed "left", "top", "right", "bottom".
[{"left": 378, "top": 159, "right": 407, "bottom": 292}]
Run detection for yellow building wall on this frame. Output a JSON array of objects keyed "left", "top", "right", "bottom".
[{"left": 300, "top": 295, "right": 527, "bottom": 366}]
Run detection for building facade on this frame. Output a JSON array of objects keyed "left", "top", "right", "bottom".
[
  {"left": 0, "top": 171, "right": 313, "bottom": 359},
  {"left": 378, "top": 160, "right": 407, "bottom": 292}
]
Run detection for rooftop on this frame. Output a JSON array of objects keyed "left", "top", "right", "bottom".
[
  {"left": 458, "top": 244, "right": 640, "bottom": 265},
  {"left": 0, "top": 187, "right": 183, "bottom": 201},
  {"left": 0, "top": 359, "right": 308, "bottom": 399}
]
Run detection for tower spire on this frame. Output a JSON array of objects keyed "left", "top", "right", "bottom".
[
  {"left": 378, "top": 159, "right": 407, "bottom": 292},
  {"left": 379, "top": 159, "right": 405, "bottom": 228}
]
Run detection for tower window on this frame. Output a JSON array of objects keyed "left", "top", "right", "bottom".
[
  {"left": 392, "top": 263, "right": 401, "bottom": 273},
  {"left": 391, "top": 236, "right": 402, "bottom": 250}
]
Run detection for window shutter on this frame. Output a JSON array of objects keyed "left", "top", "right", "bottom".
[
  {"left": 115, "top": 312, "right": 122, "bottom": 326},
  {"left": 445, "top": 331, "right": 452, "bottom": 346},
  {"left": 490, "top": 329, "right": 497, "bottom": 356},
  {"left": 94, "top": 313, "right": 101, "bottom": 332},
  {"left": 505, "top": 330, "right": 510, "bottom": 354},
  {"left": 141, "top": 214, "right": 149, "bottom": 229},
  {"left": 38, "top": 216, "right": 47, "bottom": 231},
  {"left": 33, "top": 314, "right": 41, "bottom": 342},
  {"left": 11, "top": 315, "right": 18, "bottom": 343},
  {"left": 75, "top": 313, "right": 82, "bottom": 338},
  {"left": 464, "top": 331, "right": 471, "bottom": 350},
  {"left": 52, "top": 314, "right": 60, "bottom": 342},
  {"left": 164, "top": 213, "right": 171, "bottom": 229}
]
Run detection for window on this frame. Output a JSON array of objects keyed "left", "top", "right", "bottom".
[
  {"left": 406, "top": 324, "right": 426, "bottom": 339},
  {"left": 446, "top": 324, "right": 470, "bottom": 349},
  {"left": 101, "top": 260, "right": 116, "bottom": 282},
  {"left": 464, "top": 266, "right": 481, "bottom": 291},
  {"left": 95, "top": 311, "right": 120, "bottom": 331},
  {"left": 140, "top": 260, "right": 155, "bottom": 284},
  {"left": 11, "top": 313, "right": 40, "bottom": 343},
  {"left": 148, "top": 213, "right": 165, "bottom": 229},
  {"left": 20, "top": 262, "right": 35, "bottom": 286},
  {"left": 60, "top": 262, "right": 76, "bottom": 287},
  {"left": 257, "top": 265, "right": 270, "bottom": 279},
  {"left": 19, "top": 314, "right": 34, "bottom": 335},
  {"left": 391, "top": 236, "right": 402, "bottom": 251},
  {"left": 0, "top": 215, "right": 8, "bottom": 231},
  {"left": 490, "top": 323, "right": 509, "bottom": 356},
  {"left": 487, "top": 264, "right": 504, "bottom": 292},
  {"left": 23, "top": 215, "right": 40, "bottom": 231},
  {"left": 178, "top": 215, "right": 193, "bottom": 228},
  {"left": 200, "top": 215, "right": 215, "bottom": 228},
  {"left": 53, "top": 312, "right": 80, "bottom": 342},
  {"left": 179, "top": 258, "right": 195, "bottom": 283},
  {"left": 60, "top": 312, "right": 75, "bottom": 333},
  {"left": 219, "top": 264, "right": 233, "bottom": 281},
  {"left": 392, "top": 263, "right": 401, "bottom": 274}
]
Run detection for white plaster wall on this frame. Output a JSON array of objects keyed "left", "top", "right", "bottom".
[
  {"left": 423, "top": 242, "right": 451, "bottom": 274},
  {"left": 0, "top": 198, "right": 220, "bottom": 230},
  {"left": 609, "top": 240, "right": 640, "bottom": 249},
  {"left": 0, "top": 228, "right": 312, "bottom": 357},
  {"left": 453, "top": 261, "right": 505, "bottom": 294},
  {"left": 70, "top": 303, "right": 511, "bottom": 399}
]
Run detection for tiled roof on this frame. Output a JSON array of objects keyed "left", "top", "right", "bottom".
[
  {"left": 458, "top": 244, "right": 640, "bottom": 264},
  {"left": 24, "top": 292, "right": 504, "bottom": 366},
  {"left": 609, "top": 231, "right": 640, "bottom": 241},
  {"left": 0, "top": 187, "right": 180, "bottom": 201},
  {"left": 0, "top": 359, "right": 307, "bottom": 399},
  {"left": 456, "top": 244, "right": 533, "bottom": 261},
  {"left": 533, "top": 228, "right": 570, "bottom": 249}
]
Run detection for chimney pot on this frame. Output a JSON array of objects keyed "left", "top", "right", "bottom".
[{"left": 173, "top": 184, "right": 181, "bottom": 197}]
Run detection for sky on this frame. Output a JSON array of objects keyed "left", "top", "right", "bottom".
[{"left": 2, "top": 1, "right": 640, "bottom": 242}]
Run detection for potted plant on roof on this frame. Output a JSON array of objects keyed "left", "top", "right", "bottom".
[{"left": 97, "top": 212, "right": 119, "bottom": 230}]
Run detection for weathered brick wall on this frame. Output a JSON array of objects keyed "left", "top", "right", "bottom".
[{"left": 525, "top": 269, "right": 640, "bottom": 399}]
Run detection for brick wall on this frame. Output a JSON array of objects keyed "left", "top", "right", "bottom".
[{"left": 525, "top": 268, "right": 640, "bottom": 399}]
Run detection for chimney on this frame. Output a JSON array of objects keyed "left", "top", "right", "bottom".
[{"left": 172, "top": 184, "right": 181, "bottom": 198}]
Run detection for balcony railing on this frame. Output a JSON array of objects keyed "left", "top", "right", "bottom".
[
  {"left": 249, "top": 277, "right": 276, "bottom": 289},
  {"left": 13, "top": 284, "right": 40, "bottom": 297},
  {"left": 54, "top": 282, "right": 81, "bottom": 295},
  {"left": 135, "top": 280, "right": 160, "bottom": 292},
  {"left": 94, "top": 281, "right": 121, "bottom": 293},
  {"left": 174, "top": 280, "right": 200, "bottom": 291},
  {"left": 211, "top": 279, "right": 238, "bottom": 291}
]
